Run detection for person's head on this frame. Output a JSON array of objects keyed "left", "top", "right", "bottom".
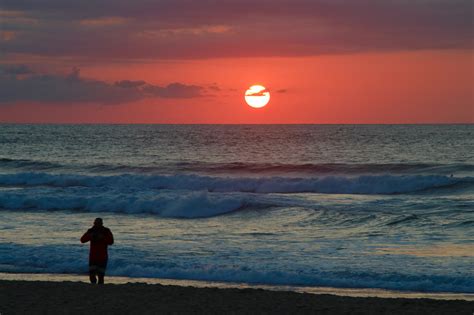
[{"left": 94, "top": 218, "right": 103, "bottom": 227}]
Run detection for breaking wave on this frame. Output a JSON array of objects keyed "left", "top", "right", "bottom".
[
  {"left": 0, "top": 172, "right": 469, "bottom": 194},
  {"left": 2, "top": 243, "right": 473, "bottom": 293},
  {"left": 1, "top": 158, "right": 473, "bottom": 176},
  {"left": 0, "top": 190, "right": 249, "bottom": 218}
]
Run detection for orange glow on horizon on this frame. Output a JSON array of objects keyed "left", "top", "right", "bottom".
[{"left": 1, "top": 50, "right": 472, "bottom": 124}]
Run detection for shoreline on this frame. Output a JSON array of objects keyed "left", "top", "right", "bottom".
[
  {"left": 1, "top": 279, "right": 473, "bottom": 314},
  {"left": 1, "top": 272, "right": 473, "bottom": 301}
]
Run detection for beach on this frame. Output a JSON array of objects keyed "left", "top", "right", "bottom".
[{"left": 2, "top": 280, "right": 473, "bottom": 314}]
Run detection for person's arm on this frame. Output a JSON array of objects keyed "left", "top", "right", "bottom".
[
  {"left": 80, "top": 229, "right": 92, "bottom": 243},
  {"left": 106, "top": 229, "right": 114, "bottom": 245}
]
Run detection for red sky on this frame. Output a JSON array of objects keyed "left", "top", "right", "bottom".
[{"left": 0, "top": 1, "right": 473, "bottom": 123}]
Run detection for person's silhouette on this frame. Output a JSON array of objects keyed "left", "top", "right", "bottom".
[{"left": 80, "top": 218, "right": 114, "bottom": 284}]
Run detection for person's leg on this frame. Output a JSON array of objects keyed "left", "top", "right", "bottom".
[
  {"left": 97, "top": 271, "right": 105, "bottom": 284},
  {"left": 89, "top": 271, "right": 97, "bottom": 284},
  {"left": 97, "top": 260, "right": 107, "bottom": 284},
  {"left": 89, "top": 265, "right": 97, "bottom": 284}
]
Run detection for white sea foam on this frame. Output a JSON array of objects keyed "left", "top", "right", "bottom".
[
  {"left": 0, "top": 172, "right": 470, "bottom": 218},
  {"left": 1, "top": 243, "right": 473, "bottom": 293}
]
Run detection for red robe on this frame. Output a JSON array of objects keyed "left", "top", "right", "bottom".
[{"left": 80, "top": 226, "right": 114, "bottom": 263}]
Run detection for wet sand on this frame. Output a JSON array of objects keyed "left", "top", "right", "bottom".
[{"left": 1, "top": 280, "right": 473, "bottom": 314}]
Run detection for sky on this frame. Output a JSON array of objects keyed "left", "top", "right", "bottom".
[{"left": 0, "top": 0, "right": 473, "bottom": 124}]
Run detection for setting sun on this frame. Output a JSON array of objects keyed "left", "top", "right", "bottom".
[{"left": 245, "top": 85, "right": 270, "bottom": 108}]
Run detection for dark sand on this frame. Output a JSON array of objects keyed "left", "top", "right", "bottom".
[{"left": 1, "top": 280, "right": 473, "bottom": 314}]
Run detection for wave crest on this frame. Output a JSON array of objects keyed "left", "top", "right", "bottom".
[
  {"left": 2, "top": 158, "right": 473, "bottom": 176},
  {"left": 0, "top": 190, "right": 247, "bottom": 218},
  {"left": 0, "top": 172, "right": 467, "bottom": 194}
]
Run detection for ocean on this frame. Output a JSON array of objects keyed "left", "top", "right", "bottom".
[{"left": 0, "top": 124, "right": 472, "bottom": 293}]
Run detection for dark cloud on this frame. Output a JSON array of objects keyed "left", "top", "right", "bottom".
[
  {"left": 247, "top": 88, "right": 270, "bottom": 97},
  {"left": 0, "top": 0, "right": 471, "bottom": 60},
  {"left": 208, "top": 84, "right": 221, "bottom": 92},
  {"left": 143, "top": 83, "right": 203, "bottom": 98},
  {"left": 114, "top": 80, "right": 146, "bottom": 88},
  {"left": 0, "top": 64, "right": 34, "bottom": 75},
  {"left": 0, "top": 65, "right": 205, "bottom": 104},
  {"left": 276, "top": 89, "right": 287, "bottom": 93}
]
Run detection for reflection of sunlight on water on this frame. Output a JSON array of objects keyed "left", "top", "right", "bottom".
[{"left": 374, "top": 244, "right": 474, "bottom": 257}]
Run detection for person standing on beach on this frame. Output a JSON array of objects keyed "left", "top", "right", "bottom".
[{"left": 80, "top": 218, "right": 114, "bottom": 284}]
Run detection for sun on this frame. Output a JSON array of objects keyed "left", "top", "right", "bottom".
[{"left": 245, "top": 85, "right": 270, "bottom": 108}]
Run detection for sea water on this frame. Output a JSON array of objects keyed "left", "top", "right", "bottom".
[{"left": 0, "top": 124, "right": 472, "bottom": 293}]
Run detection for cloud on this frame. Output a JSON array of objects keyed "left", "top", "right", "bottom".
[
  {"left": 0, "top": 0, "right": 471, "bottom": 60},
  {"left": 143, "top": 83, "right": 203, "bottom": 98},
  {"left": 114, "top": 80, "right": 146, "bottom": 88},
  {"left": 0, "top": 65, "right": 205, "bottom": 104},
  {"left": 79, "top": 17, "right": 129, "bottom": 27},
  {"left": 246, "top": 88, "right": 269, "bottom": 97},
  {"left": 208, "top": 84, "right": 221, "bottom": 92},
  {"left": 0, "top": 64, "right": 34, "bottom": 75},
  {"left": 276, "top": 89, "right": 287, "bottom": 93}
]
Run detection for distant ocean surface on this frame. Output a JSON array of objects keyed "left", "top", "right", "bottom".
[{"left": 0, "top": 124, "right": 473, "bottom": 293}]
